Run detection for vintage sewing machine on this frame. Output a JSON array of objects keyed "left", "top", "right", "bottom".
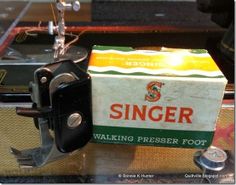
[{"left": 0, "top": 0, "right": 234, "bottom": 183}]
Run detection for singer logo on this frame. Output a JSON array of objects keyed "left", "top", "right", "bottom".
[{"left": 145, "top": 81, "right": 164, "bottom": 102}]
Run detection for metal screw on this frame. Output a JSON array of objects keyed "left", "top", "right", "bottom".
[
  {"left": 67, "top": 113, "right": 82, "bottom": 128},
  {"left": 40, "top": 77, "right": 47, "bottom": 84}
]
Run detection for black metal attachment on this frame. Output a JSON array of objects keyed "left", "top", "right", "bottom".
[
  {"left": 11, "top": 60, "right": 92, "bottom": 167},
  {"left": 15, "top": 60, "right": 92, "bottom": 154}
]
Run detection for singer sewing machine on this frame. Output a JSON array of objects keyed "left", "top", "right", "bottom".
[{"left": 0, "top": 0, "right": 234, "bottom": 183}]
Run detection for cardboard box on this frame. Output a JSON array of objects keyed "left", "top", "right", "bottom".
[{"left": 88, "top": 45, "right": 227, "bottom": 149}]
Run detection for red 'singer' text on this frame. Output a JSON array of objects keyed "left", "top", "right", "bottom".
[{"left": 109, "top": 104, "right": 193, "bottom": 124}]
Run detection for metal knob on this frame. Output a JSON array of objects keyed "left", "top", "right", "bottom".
[
  {"left": 194, "top": 146, "right": 227, "bottom": 171},
  {"left": 56, "top": 1, "right": 72, "bottom": 11},
  {"left": 73, "top": 1, "right": 80, "bottom": 11},
  {"left": 56, "top": 1, "right": 80, "bottom": 11}
]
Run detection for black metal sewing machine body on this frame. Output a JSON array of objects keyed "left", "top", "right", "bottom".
[{"left": 0, "top": 28, "right": 233, "bottom": 102}]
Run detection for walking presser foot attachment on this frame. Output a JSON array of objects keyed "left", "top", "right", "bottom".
[{"left": 11, "top": 60, "right": 93, "bottom": 168}]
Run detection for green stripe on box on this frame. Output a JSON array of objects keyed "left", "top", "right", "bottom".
[
  {"left": 92, "top": 125, "right": 214, "bottom": 149},
  {"left": 93, "top": 45, "right": 134, "bottom": 52},
  {"left": 88, "top": 70, "right": 224, "bottom": 78},
  {"left": 190, "top": 49, "right": 208, "bottom": 54}
]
